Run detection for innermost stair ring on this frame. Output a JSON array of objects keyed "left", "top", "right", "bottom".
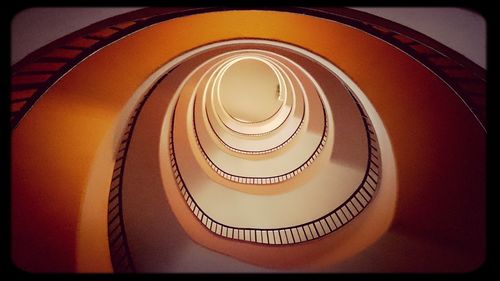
[{"left": 217, "top": 56, "right": 285, "bottom": 124}]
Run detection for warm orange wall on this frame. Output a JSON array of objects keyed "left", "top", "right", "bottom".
[{"left": 11, "top": 10, "right": 485, "bottom": 272}]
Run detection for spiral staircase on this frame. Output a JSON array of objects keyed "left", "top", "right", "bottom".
[{"left": 10, "top": 7, "right": 486, "bottom": 273}]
